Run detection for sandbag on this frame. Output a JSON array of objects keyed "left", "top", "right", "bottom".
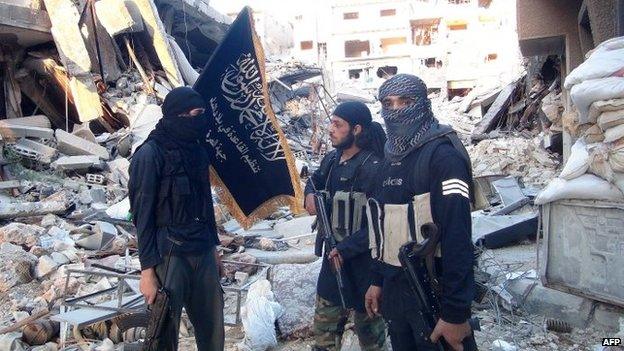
[
  {"left": 239, "top": 279, "right": 284, "bottom": 351},
  {"left": 582, "top": 124, "right": 605, "bottom": 143},
  {"left": 604, "top": 124, "right": 624, "bottom": 143},
  {"left": 589, "top": 98, "right": 624, "bottom": 124},
  {"left": 559, "top": 139, "right": 589, "bottom": 180},
  {"left": 609, "top": 141, "right": 624, "bottom": 172},
  {"left": 564, "top": 47, "right": 624, "bottom": 89},
  {"left": 570, "top": 77, "right": 624, "bottom": 124},
  {"left": 588, "top": 144, "right": 614, "bottom": 182},
  {"left": 535, "top": 174, "right": 624, "bottom": 205},
  {"left": 598, "top": 109, "right": 624, "bottom": 130}
]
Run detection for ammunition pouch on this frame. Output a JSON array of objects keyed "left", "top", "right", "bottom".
[
  {"left": 367, "top": 193, "right": 439, "bottom": 267},
  {"left": 331, "top": 191, "right": 367, "bottom": 242}
]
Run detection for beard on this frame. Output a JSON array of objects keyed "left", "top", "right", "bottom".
[{"left": 333, "top": 131, "right": 355, "bottom": 150}]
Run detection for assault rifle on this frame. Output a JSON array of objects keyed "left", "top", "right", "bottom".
[
  {"left": 398, "top": 223, "right": 480, "bottom": 351},
  {"left": 313, "top": 191, "right": 347, "bottom": 309},
  {"left": 142, "top": 287, "right": 170, "bottom": 351}
]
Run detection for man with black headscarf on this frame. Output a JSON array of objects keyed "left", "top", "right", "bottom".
[
  {"left": 364, "top": 74, "right": 476, "bottom": 351},
  {"left": 304, "top": 101, "right": 388, "bottom": 351},
  {"left": 129, "top": 86, "right": 224, "bottom": 350}
]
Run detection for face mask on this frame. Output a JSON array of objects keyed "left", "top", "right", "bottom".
[{"left": 163, "top": 114, "right": 208, "bottom": 142}]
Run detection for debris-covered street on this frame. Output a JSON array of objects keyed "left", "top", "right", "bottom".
[{"left": 0, "top": 0, "right": 623, "bottom": 350}]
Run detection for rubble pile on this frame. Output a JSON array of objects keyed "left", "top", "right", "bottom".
[{"left": 468, "top": 137, "right": 560, "bottom": 186}]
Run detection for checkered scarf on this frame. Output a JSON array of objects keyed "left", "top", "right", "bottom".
[{"left": 379, "top": 74, "right": 435, "bottom": 162}]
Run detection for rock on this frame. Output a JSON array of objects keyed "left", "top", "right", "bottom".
[
  {"left": 51, "top": 252, "right": 70, "bottom": 265},
  {"left": 273, "top": 259, "right": 322, "bottom": 338},
  {"left": 76, "top": 222, "right": 116, "bottom": 250},
  {"left": 29, "top": 246, "right": 48, "bottom": 257},
  {"left": 0, "top": 244, "right": 37, "bottom": 292},
  {"left": 36, "top": 255, "right": 58, "bottom": 278},
  {"left": 78, "top": 188, "right": 106, "bottom": 205},
  {"left": 0, "top": 332, "right": 28, "bottom": 351},
  {"left": 94, "top": 221, "right": 118, "bottom": 237},
  {"left": 223, "top": 253, "right": 259, "bottom": 279},
  {"left": 40, "top": 214, "right": 58, "bottom": 227},
  {"left": 258, "top": 237, "right": 277, "bottom": 251},
  {"left": 0, "top": 223, "right": 46, "bottom": 248},
  {"left": 492, "top": 340, "right": 518, "bottom": 351}
]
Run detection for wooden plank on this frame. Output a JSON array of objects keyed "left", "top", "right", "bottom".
[
  {"left": 42, "top": 0, "right": 103, "bottom": 122},
  {"left": 129, "top": 0, "right": 183, "bottom": 87},
  {"left": 16, "top": 73, "right": 67, "bottom": 129}
]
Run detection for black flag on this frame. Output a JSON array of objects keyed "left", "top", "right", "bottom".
[{"left": 194, "top": 6, "right": 303, "bottom": 228}]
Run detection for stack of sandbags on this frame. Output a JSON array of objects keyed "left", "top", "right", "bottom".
[{"left": 536, "top": 37, "right": 624, "bottom": 205}]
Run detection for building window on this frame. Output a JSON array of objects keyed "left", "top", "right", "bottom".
[
  {"left": 344, "top": 40, "right": 370, "bottom": 58},
  {"left": 486, "top": 53, "right": 498, "bottom": 62},
  {"left": 424, "top": 57, "right": 443, "bottom": 68},
  {"left": 343, "top": 12, "right": 359, "bottom": 20},
  {"left": 300, "top": 41, "right": 313, "bottom": 50},
  {"left": 448, "top": 0, "right": 471, "bottom": 4},
  {"left": 448, "top": 23, "right": 468, "bottom": 30},
  {"left": 377, "top": 66, "right": 398, "bottom": 78},
  {"left": 295, "top": 15, "right": 303, "bottom": 21},
  {"left": 380, "top": 37, "right": 407, "bottom": 54},
  {"left": 411, "top": 19, "right": 440, "bottom": 46},
  {"left": 349, "top": 69, "right": 363, "bottom": 79},
  {"left": 380, "top": 9, "right": 396, "bottom": 17}
]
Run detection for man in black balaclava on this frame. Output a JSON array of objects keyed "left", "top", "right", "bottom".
[
  {"left": 128, "top": 86, "right": 224, "bottom": 351},
  {"left": 364, "top": 74, "right": 476, "bottom": 351},
  {"left": 304, "top": 101, "right": 388, "bottom": 351}
]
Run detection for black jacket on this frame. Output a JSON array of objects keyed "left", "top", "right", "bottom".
[
  {"left": 305, "top": 149, "right": 381, "bottom": 312},
  {"left": 369, "top": 133, "right": 475, "bottom": 324},
  {"left": 128, "top": 140, "right": 219, "bottom": 270}
]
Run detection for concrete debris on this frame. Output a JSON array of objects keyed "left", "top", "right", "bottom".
[
  {"left": 51, "top": 155, "right": 102, "bottom": 171},
  {"left": 55, "top": 129, "right": 109, "bottom": 160},
  {"left": 0, "top": 243, "right": 37, "bottom": 292}
]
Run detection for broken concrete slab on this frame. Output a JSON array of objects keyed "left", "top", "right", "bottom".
[
  {"left": 94, "top": 221, "right": 118, "bottom": 237},
  {"left": 107, "top": 158, "right": 130, "bottom": 187},
  {"left": 76, "top": 230, "right": 116, "bottom": 251},
  {"left": 273, "top": 215, "right": 315, "bottom": 238},
  {"left": 0, "top": 115, "right": 52, "bottom": 129},
  {"left": 51, "top": 155, "right": 102, "bottom": 171},
  {"left": 0, "top": 125, "right": 54, "bottom": 141},
  {"left": 0, "top": 200, "right": 68, "bottom": 220},
  {"left": 472, "top": 81, "right": 519, "bottom": 140},
  {"left": 245, "top": 246, "right": 317, "bottom": 265},
  {"left": 128, "top": 0, "right": 183, "bottom": 87},
  {"left": 94, "top": 0, "right": 143, "bottom": 36},
  {"left": 0, "top": 2, "right": 52, "bottom": 48},
  {"left": 506, "top": 278, "right": 594, "bottom": 328},
  {"left": 55, "top": 129, "right": 109, "bottom": 160},
  {"left": 43, "top": 0, "right": 103, "bottom": 122}
]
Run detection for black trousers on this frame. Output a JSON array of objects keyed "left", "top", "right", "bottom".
[
  {"left": 154, "top": 252, "right": 224, "bottom": 351},
  {"left": 382, "top": 275, "right": 438, "bottom": 351}
]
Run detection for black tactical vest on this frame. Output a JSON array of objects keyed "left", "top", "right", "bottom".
[{"left": 150, "top": 140, "right": 216, "bottom": 229}]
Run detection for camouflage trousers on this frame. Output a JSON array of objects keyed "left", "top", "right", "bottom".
[{"left": 312, "top": 295, "right": 387, "bottom": 351}]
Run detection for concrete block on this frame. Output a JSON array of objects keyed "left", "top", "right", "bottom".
[
  {"left": 9, "top": 138, "right": 57, "bottom": 163},
  {"left": 51, "top": 155, "right": 101, "bottom": 171},
  {"left": 592, "top": 303, "right": 624, "bottom": 332},
  {"left": 0, "top": 125, "right": 54, "bottom": 141},
  {"left": 36, "top": 255, "right": 58, "bottom": 278},
  {"left": 55, "top": 129, "right": 109, "bottom": 160},
  {"left": 507, "top": 278, "right": 593, "bottom": 328}
]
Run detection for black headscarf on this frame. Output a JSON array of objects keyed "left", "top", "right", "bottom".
[
  {"left": 146, "top": 86, "right": 209, "bottom": 182},
  {"left": 332, "top": 101, "right": 387, "bottom": 158}
]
